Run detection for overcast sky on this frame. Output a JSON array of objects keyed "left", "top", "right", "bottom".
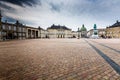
[{"left": 0, "top": 0, "right": 120, "bottom": 31}]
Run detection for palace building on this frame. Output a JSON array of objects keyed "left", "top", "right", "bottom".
[
  {"left": 0, "top": 12, "right": 26, "bottom": 41},
  {"left": 0, "top": 11, "right": 83, "bottom": 41},
  {"left": 38, "top": 27, "right": 49, "bottom": 38},
  {"left": 47, "top": 24, "right": 72, "bottom": 38},
  {"left": 26, "top": 26, "right": 39, "bottom": 39},
  {"left": 106, "top": 20, "right": 120, "bottom": 38},
  {"left": 0, "top": 11, "right": 48, "bottom": 41},
  {"left": 26, "top": 26, "right": 48, "bottom": 39}
]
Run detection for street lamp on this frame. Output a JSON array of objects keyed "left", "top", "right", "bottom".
[{"left": 78, "top": 28, "right": 80, "bottom": 39}]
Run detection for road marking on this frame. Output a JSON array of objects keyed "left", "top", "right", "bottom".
[
  {"left": 91, "top": 40, "right": 120, "bottom": 53},
  {"left": 85, "top": 40, "right": 120, "bottom": 75}
]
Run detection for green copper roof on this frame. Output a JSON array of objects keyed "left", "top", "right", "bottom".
[{"left": 80, "top": 24, "right": 87, "bottom": 31}]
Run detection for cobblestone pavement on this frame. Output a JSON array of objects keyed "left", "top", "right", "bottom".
[
  {"left": 89, "top": 39, "right": 120, "bottom": 50},
  {"left": 0, "top": 39, "right": 120, "bottom": 80}
]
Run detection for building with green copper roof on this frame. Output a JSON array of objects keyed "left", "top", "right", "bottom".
[
  {"left": 80, "top": 24, "right": 87, "bottom": 31},
  {"left": 80, "top": 24, "right": 87, "bottom": 38}
]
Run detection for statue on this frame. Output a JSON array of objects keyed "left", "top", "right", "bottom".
[
  {"left": 94, "top": 24, "right": 97, "bottom": 30},
  {"left": 93, "top": 24, "right": 97, "bottom": 35},
  {"left": 91, "top": 24, "right": 99, "bottom": 39}
]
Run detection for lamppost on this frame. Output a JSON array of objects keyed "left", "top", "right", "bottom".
[
  {"left": 38, "top": 26, "right": 41, "bottom": 38},
  {"left": 78, "top": 28, "right": 80, "bottom": 39}
]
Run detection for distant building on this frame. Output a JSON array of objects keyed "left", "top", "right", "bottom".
[
  {"left": 47, "top": 24, "right": 72, "bottom": 38},
  {"left": 1, "top": 11, "right": 83, "bottom": 40},
  {"left": 87, "top": 29, "right": 93, "bottom": 38},
  {"left": 38, "top": 27, "right": 49, "bottom": 38},
  {"left": 98, "top": 28, "right": 106, "bottom": 38},
  {"left": 80, "top": 24, "right": 87, "bottom": 38},
  {"left": 87, "top": 28, "right": 106, "bottom": 38},
  {"left": 106, "top": 20, "right": 120, "bottom": 38},
  {"left": 71, "top": 31, "right": 81, "bottom": 38}
]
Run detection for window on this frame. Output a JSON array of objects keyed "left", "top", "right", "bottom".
[
  {"left": 19, "top": 27, "right": 21, "bottom": 32},
  {"left": 22, "top": 28, "right": 24, "bottom": 32},
  {"left": 2, "top": 25, "right": 5, "bottom": 29},
  {"left": 3, "top": 32, "right": 7, "bottom": 35},
  {"left": 23, "top": 33, "right": 25, "bottom": 36},
  {"left": 23, "top": 28, "right": 26, "bottom": 32},
  {"left": 8, "top": 26, "right": 11, "bottom": 30},
  {"left": 14, "top": 26, "right": 16, "bottom": 31},
  {"left": 19, "top": 33, "right": 21, "bottom": 36}
]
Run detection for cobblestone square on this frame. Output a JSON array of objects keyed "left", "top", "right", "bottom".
[{"left": 0, "top": 39, "right": 120, "bottom": 80}]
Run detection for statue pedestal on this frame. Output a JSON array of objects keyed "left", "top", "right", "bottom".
[
  {"left": 91, "top": 29, "right": 99, "bottom": 39},
  {"left": 91, "top": 35, "right": 99, "bottom": 39}
]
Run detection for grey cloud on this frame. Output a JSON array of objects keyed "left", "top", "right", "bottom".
[
  {"left": 50, "top": 3, "right": 61, "bottom": 12},
  {"left": 0, "top": 0, "right": 120, "bottom": 30},
  {"left": 0, "top": 0, "right": 38, "bottom": 6}
]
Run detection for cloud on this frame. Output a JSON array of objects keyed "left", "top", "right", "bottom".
[
  {"left": 0, "top": 0, "right": 120, "bottom": 30},
  {"left": 0, "top": 0, "right": 38, "bottom": 6}
]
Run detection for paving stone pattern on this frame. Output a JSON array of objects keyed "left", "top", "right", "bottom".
[{"left": 0, "top": 39, "right": 120, "bottom": 80}]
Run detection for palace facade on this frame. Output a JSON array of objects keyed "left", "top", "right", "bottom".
[
  {"left": 0, "top": 15, "right": 74, "bottom": 41},
  {"left": 0, "top": 18, "right": 26, "bottom": 40},
  {"left": 0, "top": 12, "right": 46, "bottom": 41},
  {"left": 0, "top": 11, "right": 86, "bottom": 41},
  {"left": 26, "top": 26, "right": 39, "bottom": 39},
  {"left": 106, "top": 21, "right": 120, "bottom": 38},
  {"left": 47, "top": 24, "right": 72, "bottom": 38}
]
